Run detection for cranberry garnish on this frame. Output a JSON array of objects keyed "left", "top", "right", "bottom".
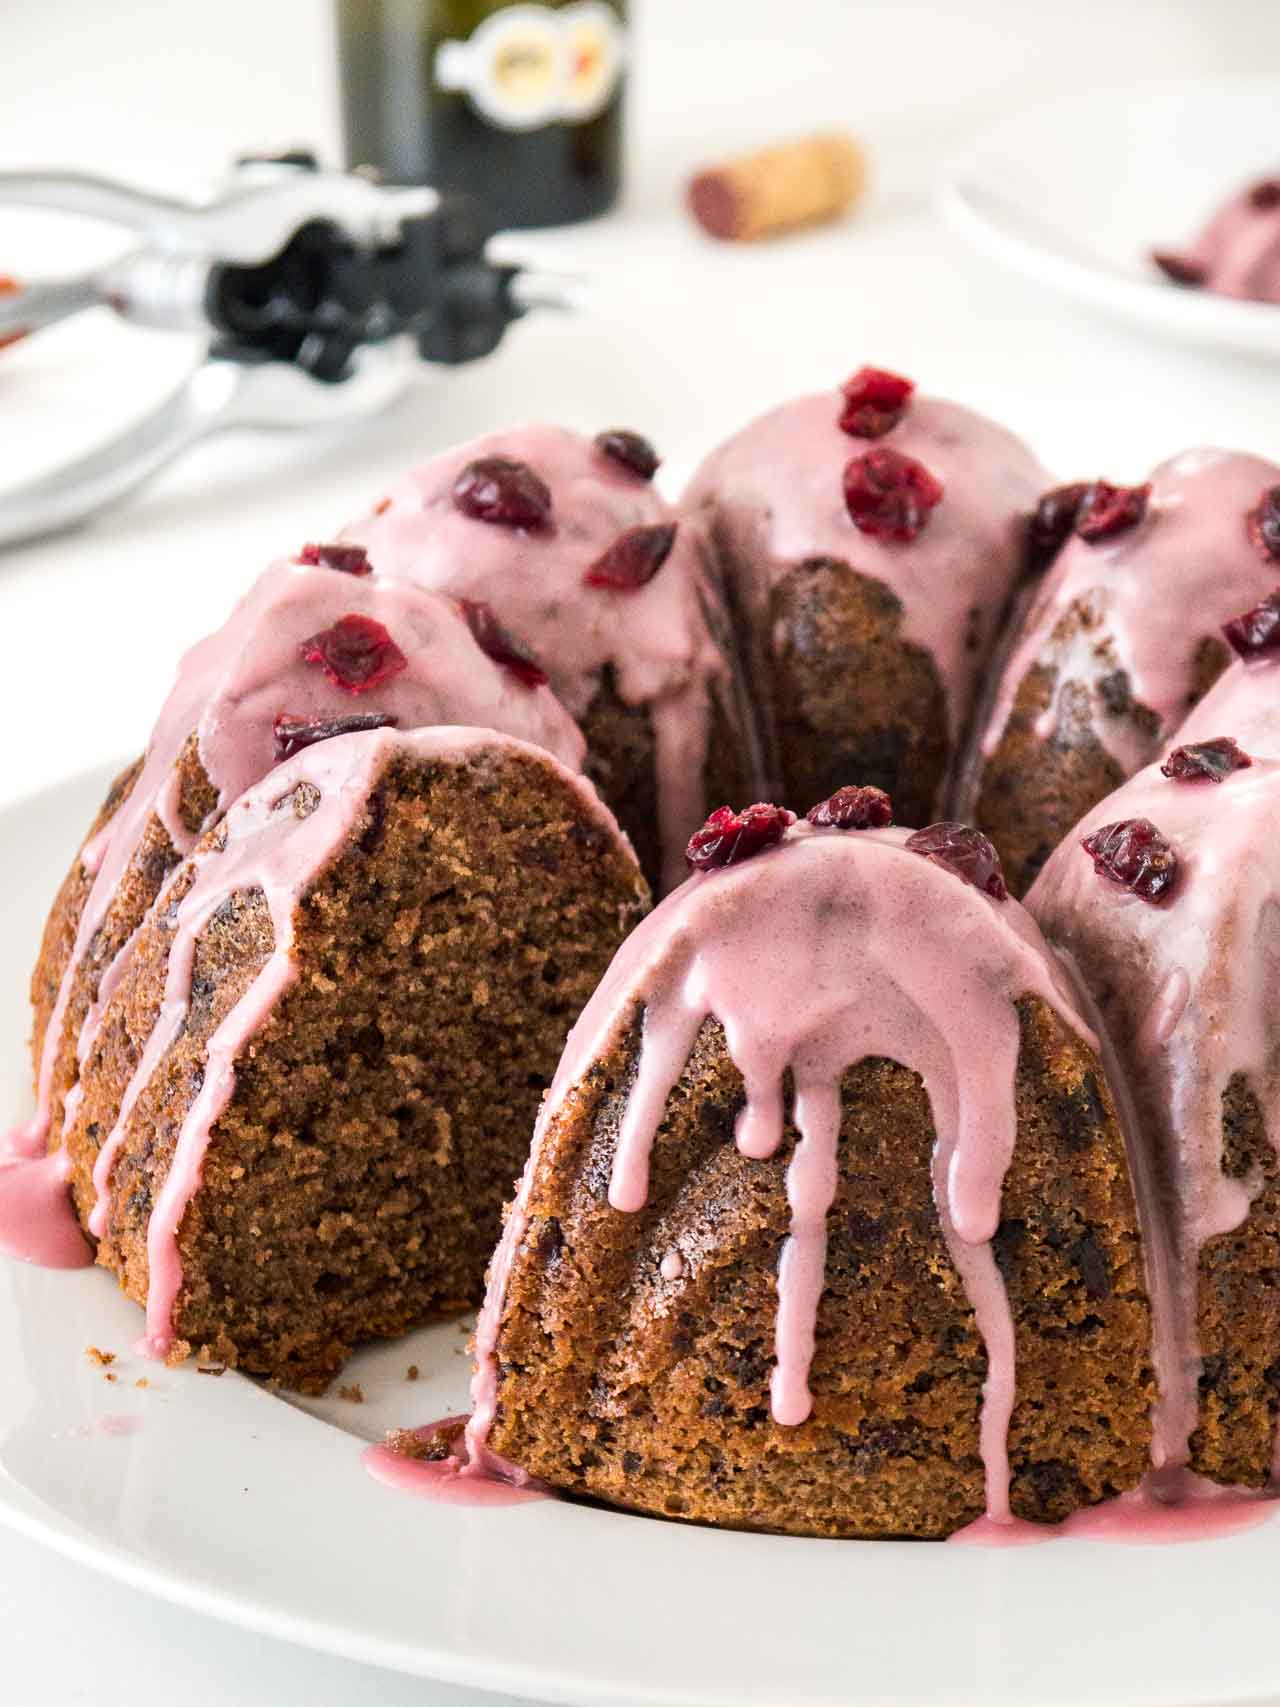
[
  {"left": 685, "top": 803, "right": 796, "bottom": 871},
  {"left": 584, "top": 523, "right": 678, "bottom": 590},
  {"left": 273, "top": 710, "right": 397, "bottom": 761},
  {"left": 297, "top": 541, "right": 372, "bottom": 576},
  {"left": 1247, "top": 485, "right": 1280, "bottom": 562},
  {"left": 1074, "top": 481, "right": 1152, "bottom": 543},
  {"left": 1151, "top": 250, "right": 1207, "bottom": 288},
  {"left": 594, "top": 429, "right": 660, "bottom": 481},
  {"left": 843, "top": 447, "right": 944, "bottom": 541},
  {"left": 452, "top": 457, "right": 553, "bottom": 530},
  {"left": 1161, "top": 736, "right": 1252, "bottom": 783},
  {"left": 838, "top": 367, "right": 915, "bottom": 439},
  {"left": 806, "top": 785, "right": 893, "bottom": 829},
  {"left": 1248, "top": 179, "right": 1280, "bottom": 211},
  {"left": 459, "top": 599, "right": 548, "bottom": 688},
  {"left": 904, "top": 822, "right": 1008, "bottom": 899},
  {"left": 298, "top": 615, "right": 408, "bottom": 694},
  {"left": 1026, "top": 482, "right": 1091, "bottom": 574},
  {"left": 1081, "top": 818, "right": 1177, "bottom": 904},
  {"left": 1222, "top": 591, "right": 1280, "bottom": 659}
]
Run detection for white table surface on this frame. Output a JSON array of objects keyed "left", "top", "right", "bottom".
[{"left": 4, "top": 0, "right": 1280, "bottom": 1701}]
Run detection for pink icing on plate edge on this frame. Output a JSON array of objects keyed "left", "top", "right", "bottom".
[
  {"left": 1158, "top": 179, "right": 1280, "bottom": 303},
  {"left": 363, "top": 1417, "right": 548, "bottom": 1507},
  {"left": 340, "top": 422, "right": 742, "bottom": 893},
  {"left": 465, "top": 822, "right": 1100, "bottom": 1525}
]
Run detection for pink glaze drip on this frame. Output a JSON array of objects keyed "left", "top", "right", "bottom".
[
  {"left": 683, "top": 392, "right": 1047, "bottom": 802},
  {"left": 340, "top": 423, "right": 735, "bottom": 892},
  {"left": 970, "top": 449, "right": 1280, "bottom": 800},
  {"left": 951, "top": 1471, "right": 1276, "bottom": 1546},
  {"left": 0, "top": 1147, "right": 92, "bottom": 1267},
  {"left": 90, "top": 726, "right": 623, "bottom": 1360},
  {"left": 362, "top": 1417, "right": 548, "bottom": 1507},
  {"left": 467, "top": 823, "right": 1098, "bottom": 1523},
  {"left": 1028, "top": 661, "right": 1280, "bottom": 1475},
  {"left": 5, "top": 557, "right": 586, "bottom": 1224},
  {"left": 1159, "top": 181, "right": 1280, "bottom": 303}
]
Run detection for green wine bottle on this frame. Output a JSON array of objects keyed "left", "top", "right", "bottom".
[{"left": 336, "top": 0, "right": 627, "bottom": 229}]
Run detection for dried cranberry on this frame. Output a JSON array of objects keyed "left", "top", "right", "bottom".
[
  {"left": 905, "top": 822, "right": 1008, "bottom": 899},
  {"left": 297, "top": 541, "right": 371, "bottom": 576},
  {"left": 1161, "top": 736, "right": 1252, "bottom": 783},
  {"left": 685, "top": 803, "right": 795, "bottom": 871},
  {"left": 1151, "top": 250, "right": 1207, "bottom": 288},
  {"left": 1247, "top": 485, "right": 1280, "bottom": 562},
  {"left": 452, "top": 457, "right": 552, "bottom": 529},
  {"left": 273, "top": 710, "right": 397, "bottom": 761},
  {"left": 594, "top": 429, "right": 660, "bottom": 481},
  {"left": 1074, "top": 481, "right": 1151, "bottom": 543},
  {"left": 1248, "top": 179, "right": 1280, "bottom": 211},
  {"left": 584, "top": 523, "right": 677, "bottom": 590},
  {"left": 1223, "top": 591, "right": 1280, "bottom": 659},
  {"left": 806, "top": 785, "right": 893, "bottom": 829},
  {"left": 1081, "top": 818, "right": 1177, "bottom": 904},
  {"left": 459, "top": 599, "right": 548, "bottom": 688},
  {"left": 1026, "top": 482, "right": 1091, "bottom": 574},
  {"left": 298, "top": 615, "right": 408, "bottom": 694},
  {"left": 838, "top": 367, "right": 915, "bottom": 439},
  {"left": 843, "top": 447, "right": 944, "bottom": 541}
]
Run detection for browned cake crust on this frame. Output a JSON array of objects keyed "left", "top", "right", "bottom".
[
  {"left": 975, "top": 604, "right": 1232, "bottom": 898},
  {"left": 28, "top": 742, "right": 218, "bottom": 1172},
  {"left": 64, "top": 745, "right": 649, "bottom": 1391},
  {"left": 708, "top": 537, "right": 953, "bottom": 824},
  {"left": 1192, "top": 1075, "right": 1280, "bottom": 1486},
  {"left": 484, "top": 996, "right": 1153, "bottom": 1538}
]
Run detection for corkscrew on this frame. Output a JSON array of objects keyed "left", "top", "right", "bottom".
[{"left": 0, "top": 153, "right": 582, "bottom": 549}]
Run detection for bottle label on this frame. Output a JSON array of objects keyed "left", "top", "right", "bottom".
[{"left": 434, "top": 3, "right": 624, "bottom": 132}]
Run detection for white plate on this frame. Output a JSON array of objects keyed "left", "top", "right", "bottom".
[
  {"left": 940, "top": 78, "right": 1280, "bottom": 358},
  {"left": 6, "top": 763, "right": 1280, "bottom": 1707}
]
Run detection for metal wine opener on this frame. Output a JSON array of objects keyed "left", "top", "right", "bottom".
[{"left": 0, "top": 152, "right": 580, "bottom": 548}]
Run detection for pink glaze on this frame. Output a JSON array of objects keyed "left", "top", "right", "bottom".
[
  {"left": 966, "top": 449, "right": 1280, "bottom": 807},
  {"left": 467, "top": 823, "right": 1099, "bottom": 1523},
  {"left": 91, "top": 726, "right": 625, "bottom": 1361},
  {"left": 0, "top": 1147, "right": 91, "bottom": 1267},
  {"left": 340, "top": 423, "right": 739, "bottom": 891},
  {"left": 1157, "top": 181, "right": 1280, "bottom": 303},
  {"left": 1028, "top": 660, "right": 1280, "bottom": 1475},
  {"left": 951, "top": 1472, "right": 1276, "bottom": 1546},
  {"left": 5, "top": 556, "right": 586, "bottom": 1222},
  {"left": 363, "top": 1417, "right": 548, "bottom": 1507},
  {"left": 683, "top": 391, "right": 1048, "bottom": 805}
]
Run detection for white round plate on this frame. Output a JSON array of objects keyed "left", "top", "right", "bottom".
[
  {"left": 6, "top": 763, "right": 1280, "bottom": 1707},
  {"left": 940, "top": 77, "right": 1280, "bottom": 358}
]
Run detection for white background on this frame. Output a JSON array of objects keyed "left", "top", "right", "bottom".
[{"left": 2, "top": 0, "right": 1280, "bottom": 1701}]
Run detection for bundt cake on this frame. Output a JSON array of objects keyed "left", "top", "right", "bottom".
[
  {"left": 18, "top": 551, "right": 588, "bottom": 1221},
  {"left": 59, "top": 727, "right": 646, "bottom": 1389},
  {"left": 463, "top": 802, "right": 1154, "bottom": 1538},
  {"left": 341, "top": 423, "right": 755, "bottom": 891},
  {"left": 959, "top": 448, "right": 1280, "bottom": 896},
  {"left": 1153, "top": 174, "right": 1280, "bottom": 303},
  {"left": 1027, "top": 615, "right": 1280, "bottom": 1490},
  {"left": 682, "top": 371, "right": 1047, "bottom": 824}
]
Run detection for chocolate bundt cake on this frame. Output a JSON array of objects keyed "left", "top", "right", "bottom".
[
  {"left": 683, "top": 370, "right": 1047, "bottom": 824},
  {"left": 959, "top": 448, "right": 1280, "bottom": 896},
  {"left": 465, "top": 806, "right": 1153, "bottom": 1538},
  {"left": 1028, "top": 627, "right": 1280, "bottom": 1490},
  {"left": 64, "top": 728, "right": 646, "bottom": 1389},
  {"left": 21, "top": 551, "right": 588, "bottom": 1220},
  {"left": 341, "top": 423, "right": 755, "bottom": 891}
]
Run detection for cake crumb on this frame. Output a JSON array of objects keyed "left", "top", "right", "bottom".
[
  {"left": 406, "top": 1365, "right": 419, "bottom": 1382},
  {"left": 196, "top": 1363, "right": 226, "bottom": 1377},
  {"left": 103, "top": 1372, "right": 117, "bottom": 1383},
  {"left": 339, "top": 1382, "right": 365, "bottom": 1404},
  {"left": 135, "top": 1378, "right": 149, "bottom": 1390},
  {"left": 86, "top": 1346, "right": 115, "bottom": 1367}
]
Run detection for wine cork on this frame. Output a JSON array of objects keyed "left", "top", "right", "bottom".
[{"left": 687, "top": 133, "right": 867, "bottom": 242}]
